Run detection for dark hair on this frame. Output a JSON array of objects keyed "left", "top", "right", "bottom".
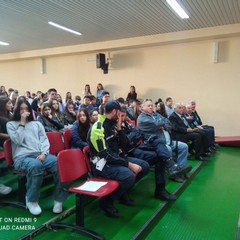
[
  {"left": 77, "top": 109, "right": 91, "bottom": 141},
  {"left": 41, "top": 102, "right": 51, "bottom": 114},
  {"left": 89, "top": 109, "right": 99, "bottom": 117},
  {"left": 101, "top": 91, "right": 110, "bottom": 97},
  {"left": 12, "top": 99, "right": 34, "bottom": 122},
  {"left": 156, "top": 101, "right": 168, "bottom": 118},
  {"left": 0, "top": 96, "right": 11, "bottom": 119},
  {"left": 47, "top": 88, "right": 57, "bottom": 94},
  {"left": 117, "top": 97, "right": 125, "bottom": 104},
  {"left": 166, "top": 97, "right": 172, "bottom": 102},
  {"left": 130, "top": 86, "right": 136, "bottom": 92}
]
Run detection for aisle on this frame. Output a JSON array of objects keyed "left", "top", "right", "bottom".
[{"left": 146, "top": 147, "right": 240, "bottom": 240}]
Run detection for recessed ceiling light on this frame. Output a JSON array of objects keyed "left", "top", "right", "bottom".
[
  {"left": 166, "top": 0, "right": 189, "bottom": 19},
  {"left": 48, "top": 21, "right": 82, "bottom": 36},
  {"left": 0, "top": 41, "right": 10, "bottom": 46}
]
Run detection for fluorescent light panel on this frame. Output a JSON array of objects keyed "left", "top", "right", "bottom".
[
  {"left": 48, "top": 21, "right": 82, "bottom": 35},
  {"left": 0, "top": 41, "right": 10, "bottom": 46},
  {"left": 166, "top": 0, "right": 189, "bottom": 19}
]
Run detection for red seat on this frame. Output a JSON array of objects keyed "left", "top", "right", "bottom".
[
  {"left": 46, "top": 131, "right": 64, "bottom": 155},
  {"left": 49, "top": 149, "right": 119, "bottom": 239},
  {"left": 83, "top": 146, "right": 92, "bottom": 173},
  {"left": 2, "top": 139, "right": 26, "bottom": 206},
  {"left": 63, "top": 129, "right": 72, "bottom": 149},
  {"left": 128, "top": 120, "right": 136, "bottom": 128}
]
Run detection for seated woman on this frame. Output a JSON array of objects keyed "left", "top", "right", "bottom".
[
  {"left": 89, "top": 109, "right": 99, "bottom": 124},
  {"left": 7, "top": 99, "right": 68, "bottom": 215},
  {"left": 37, "top": 102, "right": 64, "bottom": 132},
  {"left": 49, "top": 99, "right": 65, "bottom": 128},
  {"left": 0, "top": 96, "right": 13, "bottom": 195},
  {"left": 70, "top": 109, "right": 91, "bottom": 150},
  {"left": 63, "top": 101, "right": 76, "bottom": 127}
]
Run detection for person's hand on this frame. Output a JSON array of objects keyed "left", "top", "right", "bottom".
[
  {"left": 37, "top": 153, "right": 46, "bottom": 161},
  {"left": 128, "top": 162, "right": 142, "bottom": 174},
  {"left": 116, "top": 110, "right": 123, "bottom": 130},
  {"left": 20, "top": 111, "right": 30, "bottom": 124}
]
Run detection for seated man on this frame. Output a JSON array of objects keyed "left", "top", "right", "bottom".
[
  {"left": 87, "top": 100, "right": 149, "bottom": 218},
  {"left": 189, "top": 100, "right": 217, "bottom": 151},
  {"left": 137, "top": 99, "right": 192, "bottom": 184},
  {"left": 169, "top": 103, "right": 207, "bottom": 161}
]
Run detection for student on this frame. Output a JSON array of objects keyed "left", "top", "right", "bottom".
[
  {"left": 0, "top": 96, "right": 13, "bottom": 195},
  {"left": 96, "top": 83, "right": 104, "bottom": 106},
  {"left": 7, "top": 99, "right": 68, "bottom": 215},
  {"left": 37, "top": 102, "right": 65, "bottom": 132},
  {"left": 71, "top": 109, "right": 91, "bottom": 150},
  {"left": 126, "top": 86, "right": 137, "bottom": 102}
]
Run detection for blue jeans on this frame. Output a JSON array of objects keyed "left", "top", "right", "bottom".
[
  {"left": 166, "top": 141, "right": 188, "bottom": 166},
  {"left": 14, "top": 154, "right": 68, "bottom": 202}
]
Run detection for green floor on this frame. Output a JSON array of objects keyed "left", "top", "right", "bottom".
[
  {"left": 0, "top": 147, "right": 239, "bottom": 240},
  {"left": 146, "top": 147, "right": 240, "bottom": 240}
]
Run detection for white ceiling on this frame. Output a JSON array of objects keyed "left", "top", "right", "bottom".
[{"left": 0, "top": 0, "right": 240, "bottom": 54}]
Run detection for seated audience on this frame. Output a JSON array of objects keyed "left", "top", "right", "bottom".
[
  {"left": 127, "top": 100, "right": 141, "bottom": 121},
  {"left": 49, "top": 99, "right": 65, "bottom": 129},
  {"left": 70, "top": 109, "right": 91, "bottom": 150},
  {"left": 7, "top": 99, "right": 68, "bottom": 215},
  {"left": 63, "top": 91, "right": 72, "bottom": 107},
  {"left": 190, "top": 100, "right": 217, "bottom": 150},
  {"left": 87, "top": 100, "right": 149, "bottom": 217},
  {"left": 73, "top": 95, "right": 81, "bottom": 111},
  {"left": 0, "top": 96, "right": 13, "bottom": 195},
  {"left": 89, "top": 109, "right": 99, "bottom": 124},
  {"left": 79, "top": 95, "right": 94, "bottom": 112},
  {"left": 155, "top": 100, "right": 168, "bottom": 118},
  {"left": 165, "top": 97, "right": 174, "bottom": 117},
  {"left": 37, "top": 102, "right": 64, "bottom": 132},
  {"left": 169, "top": 103, "right": 208, "bottom": 161},
  {"left": 137, "top": 99, "right": 192, "bottom": 184},
  {"left": 63, "top": 101, "right": 76, "bottom": 127}
]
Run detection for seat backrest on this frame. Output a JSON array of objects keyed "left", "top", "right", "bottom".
[
  {"left": 63, "top": 129, "right": 72, "bottom": 149},
  {"left": 128, "top": 120, "right": 136, "bottom": 128},
  {"left": 46, "top": 131, "right": 64, "bottom": 155},
  {"left": 83, "top": 146, "right": 91, "bottom": 172},
  {"left": 57, "top": 149, "right": 88, "bottom": 183},
  {"left": 0, "top": 150, "right": 5, "bottom": 159},
  {"left": 3, "top": 139, "right": 14, "bottom": 167}
]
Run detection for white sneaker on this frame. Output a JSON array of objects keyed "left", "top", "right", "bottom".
[
  {"left": 26, "top": 197, "right": 42, "bottom": 215},
  {"left": 53, "top": 200, "right": 63, "bottom": 213},
  {"left": 0, "top": 184, "right": 12, "bottom": 195}
]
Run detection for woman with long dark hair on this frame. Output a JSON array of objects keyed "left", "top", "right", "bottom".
[
  {"left": 0, "top": 96, "right": 13, "bottom": 195},
  {"left": 70, "top": 109, "right": 91, "bottom": 150},
  {"left": 7, "top": 99, "right": 68, "bottom": 215}
]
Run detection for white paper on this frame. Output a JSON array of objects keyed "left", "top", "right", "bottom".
[{"left": 74, "top": 181, "right": 108, "bottom": 192}]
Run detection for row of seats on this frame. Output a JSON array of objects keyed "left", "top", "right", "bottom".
[{"left": 1, "top": 131, "right": 118, "bottom": 239}]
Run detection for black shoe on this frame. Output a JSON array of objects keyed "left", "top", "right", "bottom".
[
  {"left": 210, "top": 146, "right": 217, "bottom": 152},
  {"left": 167, "top": 164, "right": 192, "bottom": 178},
  {"left": 155, "top": 189, "right": 177, "bottom": 201},
  {"left": 202, "top": 152, "right": 211, "bottom": 157},
  {"left": 119, "top": 193, "right": 135, "bottom": 206},
  {"left": 169, "top": 177, "right": 185, "bottom": 183},
  {"left": 99, "top": 198, "right": 121, "bottom": 218},
  {"left": 196, "top": 156, "right": 207, "bottom": 161}
]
